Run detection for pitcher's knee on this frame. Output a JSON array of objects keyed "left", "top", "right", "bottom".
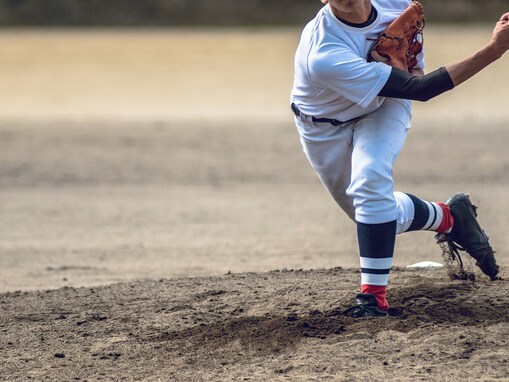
[{"left": 347, "top": 167, "right": 397, "bottom": 224}]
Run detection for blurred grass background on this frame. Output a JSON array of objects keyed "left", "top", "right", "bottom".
[{"left": 0, "top": 0, "right": 506, "bottom": 26}]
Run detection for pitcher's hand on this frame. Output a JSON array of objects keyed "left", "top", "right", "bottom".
[{"left": 490, "top": 12, "right": 509, "bottom": 57}]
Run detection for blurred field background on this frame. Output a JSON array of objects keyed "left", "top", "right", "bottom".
[
  {"left": 0, "top": 0, "right": 506, "bottom": 25},
  {"left": 1, "top": 1, "right": 509, "bottom": 292}
]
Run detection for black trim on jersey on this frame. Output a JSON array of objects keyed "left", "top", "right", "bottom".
[
  {"left": 336, "top": 7, "right": 378, "bottom": 28},
  {"left": 378, "top": 67, "right": 455, "bottom": 102}
]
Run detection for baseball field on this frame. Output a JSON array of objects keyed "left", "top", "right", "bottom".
[{"left": 1, "top": 26, "right": 508, "bottom": 380}]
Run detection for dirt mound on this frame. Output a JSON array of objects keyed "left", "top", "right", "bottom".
[
  {"left": 1, "top": 267, "right": 508, "bottom": 381},
  {"left": 153, "top": 279, "right": 506, "bottom": 361}
]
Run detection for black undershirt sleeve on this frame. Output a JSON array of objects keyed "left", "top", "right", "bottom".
[{"left": 378, "top": 67, "right": 455, "bottom": 102}]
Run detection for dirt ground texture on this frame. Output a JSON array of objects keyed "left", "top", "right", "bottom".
[
  {"left": 1, "top": 27, "right": 509, "bottom": 380},
  {"left": 1, "top": 268, "right": 509, "bottom": 381}
]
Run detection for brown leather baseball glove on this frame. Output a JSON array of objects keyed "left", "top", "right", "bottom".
[{"left": 368, "top": 1, "right": 425, "bottom": 71}]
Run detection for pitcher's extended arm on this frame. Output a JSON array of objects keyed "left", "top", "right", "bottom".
[{"left": 378, "top": 13, "right": 509, "bottom": 101}]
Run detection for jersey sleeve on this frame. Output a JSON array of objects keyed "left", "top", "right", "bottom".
[{"left": 309, "top": 46, "right": 392, "bottom": 108}]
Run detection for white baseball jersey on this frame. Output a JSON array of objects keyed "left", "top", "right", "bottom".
[{"left": 291, "top": 0, "right": 425, "bottom": 122}]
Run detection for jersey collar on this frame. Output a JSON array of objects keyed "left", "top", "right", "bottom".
[{"left": 326, "top": 3, "right": 381, "bottom": 34}]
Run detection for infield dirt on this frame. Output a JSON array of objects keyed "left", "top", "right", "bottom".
[{"left": 0, "top": 27, "right": 508, "bottom": 381}]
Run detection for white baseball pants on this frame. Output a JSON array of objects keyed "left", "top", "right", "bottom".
[{"left": 294, "top": 98, "right": 415, "bottom": 231}]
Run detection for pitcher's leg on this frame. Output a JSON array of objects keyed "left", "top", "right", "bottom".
[
  {"left": 393, "top": 191, "right": 499, "bottom": 279},
  {"left": 394, "top": 191, "right": 454, "bottom": 234},
  {"left": 357, "top": 220, "right": 396, "bottom": 310},
  {"left": 296, "top": 118, "right": 356, "bottom": 220},
  {"left": 347, "top": 99, "right": 411, "bottom": 311},
  {"left": 347, "top": 104, "right": 410, "bottom": 224}
]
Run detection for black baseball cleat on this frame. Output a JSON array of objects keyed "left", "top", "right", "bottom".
[
  {"left": 343, "top": 293, "right": 388, "bottom": 318},
  {"left": 440, "top": 193, "right": 499, "bottom": 280}
]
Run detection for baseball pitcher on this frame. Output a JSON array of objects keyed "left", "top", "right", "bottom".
[{"left": 291, "top": 0, "right": 509, "bottom": 317}]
